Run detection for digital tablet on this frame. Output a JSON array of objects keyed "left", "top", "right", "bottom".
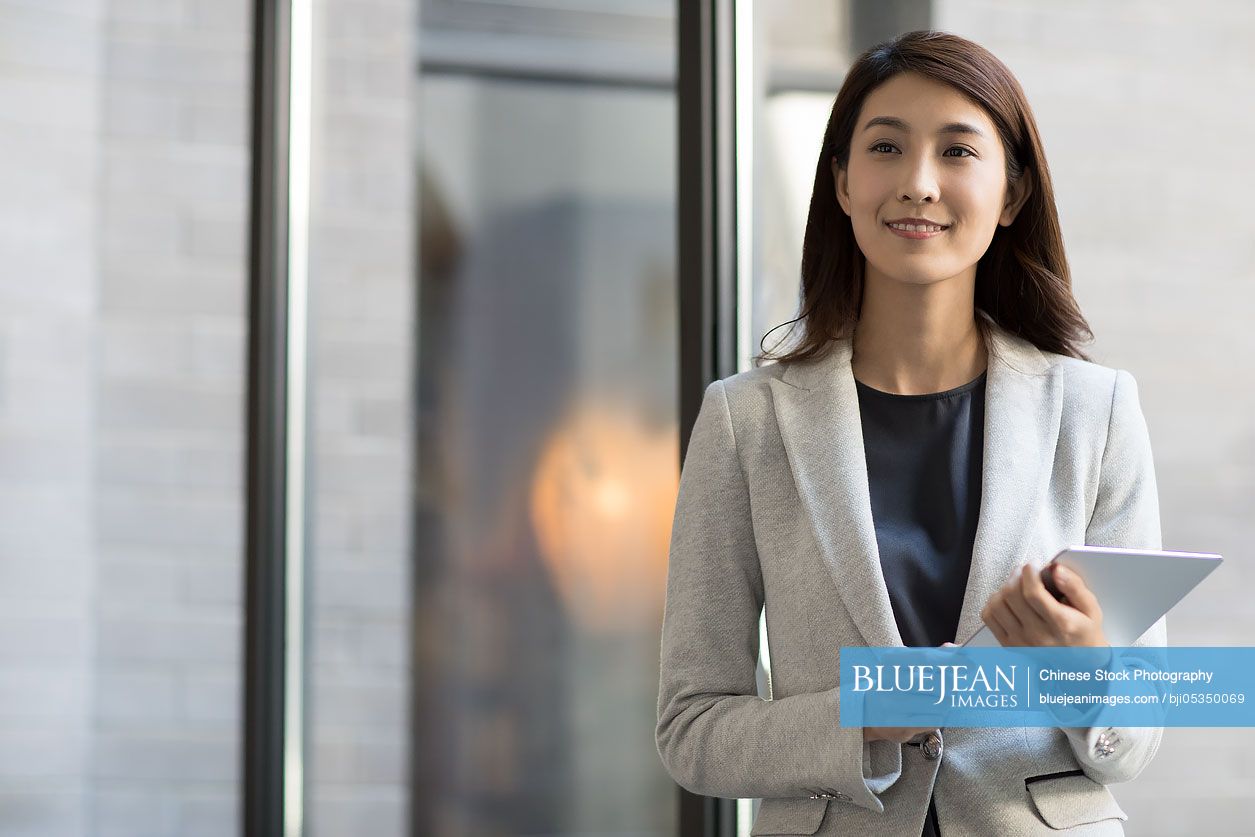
[{"left": 962, "top": 545, "right": 1223, "bottom": 647}]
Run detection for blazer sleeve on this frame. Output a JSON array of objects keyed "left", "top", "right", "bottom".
[
  {"left": 655, "top": 379, "right": 902, "bottom": 811},
  {"left": 1061, "top": 368, "right": 1168, "bottom": 784}
]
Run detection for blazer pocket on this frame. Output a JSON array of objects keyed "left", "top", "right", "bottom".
[
  {"left": 1025, "top": 770, "right": 1128, "bottom": 830},
  {"left": 749, "top": 797, "right": 828, "bottom": 836}
]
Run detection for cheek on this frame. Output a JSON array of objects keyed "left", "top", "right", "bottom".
[
  {"left": 948, "top": 176, "right": 1004, "bottom": 222},
  {"left": 841, "top": 164, "right": 884, "bottom": 209},
  {"left": 845, "top": 175, "right": 891, "bottom": 237}
]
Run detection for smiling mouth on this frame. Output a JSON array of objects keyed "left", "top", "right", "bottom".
[{"left": 885, "top": 221, "right": 948, "bottom": 239}]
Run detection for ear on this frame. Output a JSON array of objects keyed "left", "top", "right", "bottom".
[
  {"left": 1000, "top": 165, "right": 1034, "bottom": 226},
  {"left": 831, "top": 156, "right": 851, "bottom": 217}
]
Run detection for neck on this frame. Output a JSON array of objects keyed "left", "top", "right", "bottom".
[{"left": 850, "top": 270, "right": 987, "bottom": 395}]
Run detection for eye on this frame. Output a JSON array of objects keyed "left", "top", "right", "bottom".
[{"left": 869, "top": 142, "right": 977, "bottom": 158}]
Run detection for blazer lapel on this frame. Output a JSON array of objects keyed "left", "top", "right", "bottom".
[
  {"left": 768, "top": 318, "right": 1062, "bottom": 649},
  {"left": 770, "top": 337, "right": 902, "bottom": 647},
  {"left": 954, "top": 323, "right": 1062, "bottom": 644}
]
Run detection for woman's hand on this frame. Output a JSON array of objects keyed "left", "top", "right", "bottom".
[
  {"left": 863, "top": 725, "right": 937, "bottom": 744},
  {"left": 980, "top": 563, "right": 1108, "bottom": 647},
  {"left": 863, "top": 642, "right": 957, "bottom": 744}
]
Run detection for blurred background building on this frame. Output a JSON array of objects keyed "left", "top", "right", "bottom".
[{"left": 0, "top": 0, "right": 1250, "bottom": 835}]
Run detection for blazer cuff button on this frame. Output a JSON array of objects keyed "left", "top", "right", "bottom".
[{"left": 1094, "top": 727, "right": 1121, "bottom": 759}]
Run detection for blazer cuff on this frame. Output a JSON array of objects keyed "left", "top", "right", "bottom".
[
  {"left": 1061, "top": 724, "right": 1162, "bottom": 784},
  {"left": 821, "top": 718, "right": 901, "bottom": 813},
  {"left": 808, "top": 690, "right": 904, "bottom": 813},
  {"left": 862, "top": 736, "right": 904, "bottom": 797}
]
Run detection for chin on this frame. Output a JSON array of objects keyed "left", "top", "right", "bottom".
[{"left": 872, "top": 265, "right": 954, "bottom": 286}]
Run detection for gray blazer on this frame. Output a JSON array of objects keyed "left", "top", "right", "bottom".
[{"left": 655, "top": 317, "right": 1166, "bottom": 836}]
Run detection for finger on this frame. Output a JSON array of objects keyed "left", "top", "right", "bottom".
[
  {"left": 1016, "top": 565, "right": 1066, "bottom": 637},
  {"left": 985, "top": 590, "right": 1022, "bottom": 632},
  {"left": 1022, "top": 563, "right": 1068, "bottom": 624},
  {"left": 983, "top": 595, "right": 1022, "bottom": 644},
  {"left": 985, "top": 616, "right": 1009, "bottom": 646},
  {"left": 1054, "top": 565, "right": 1102, "bottom": 620},
  {"left": 897, "top": 727, "right": 937, "bottom": 743},
  {"left": 1006, "top": 569, "right": 1052, "bottom": 641},
  {"left": 989, "top": 607, "right": 1021, "bottom": 644},
  {"left": 871, "top": 727, "right": 911, "bottom": 744}
]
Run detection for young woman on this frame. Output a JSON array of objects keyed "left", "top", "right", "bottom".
[{"left": 656, "top": 30, "right": 1165, "bottom": 836}]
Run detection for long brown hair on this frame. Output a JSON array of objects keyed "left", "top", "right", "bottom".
[{"left": 755, "top": 30, "right": 1093, "bottom": 367}]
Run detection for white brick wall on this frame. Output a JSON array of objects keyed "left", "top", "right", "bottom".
[
  {"left": 305, "top": 0, "right": 416, "bottom": 834},
  {"left": 91, "top": 1, "right": 250, "bottom": 833},
  {"left": 934, "top": 3, "right": 1255, "bottom": 834},
  {"left": 0, "top": 0, "right": 251, "bottom": 831},
  {"left": 0, "top": 0, "right": 103, "bottom": 833},
  {"left": 5, "top": 0, "right": 418, "bottom": 829}
]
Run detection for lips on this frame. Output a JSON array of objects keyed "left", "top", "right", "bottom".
[
  {"left": 885, "top": 219, "right": 949, "bottom": 230},
  {"left": 885, "top": 220, "right": 948, "bottom": 240}
]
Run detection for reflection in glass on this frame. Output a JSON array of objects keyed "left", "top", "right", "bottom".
[{"left": 415, "top": 76, "right": 678, "bottom": 835}]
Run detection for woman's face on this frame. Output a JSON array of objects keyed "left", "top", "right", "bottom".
[{"left": 832, "top": 72, "right": 1032, "bottom": 288}]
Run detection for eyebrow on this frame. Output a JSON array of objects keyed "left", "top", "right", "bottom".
[{"left": 861, "top": 116, "right": 986, "bottom": 138}]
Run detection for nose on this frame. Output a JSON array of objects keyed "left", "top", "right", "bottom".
[{"left": 898, "top": 153, "right": 940, "bottom": 204}]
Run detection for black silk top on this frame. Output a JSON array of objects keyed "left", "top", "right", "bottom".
[
  {"left": 855, "top": 368, "right": 987, "bottom": 837},
  {"left": 854, "top": 369, "right": 987, "bottom": 649}
]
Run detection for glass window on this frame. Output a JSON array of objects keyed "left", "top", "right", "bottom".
[
  {"left": 411, "top": 74, "right": 677, "bottom": 834},
  {"left": 303, "top": 2, "right": 679, "bottom": 834}
]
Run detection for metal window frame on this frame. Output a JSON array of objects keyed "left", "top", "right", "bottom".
[
  {"left": 247, "top": 0, "right": 771, "bottom": 833},
  {"left": 244, "top": 0, "right": 291, "bottom": 834},
  {"left": 244, "top": 0, "right": 312, "bottom": 835},
  {"left": 672, "top": 3, "right": 934, "bottom": 834},
  {"left": 677, "top": 0, "right": 741, "bottom": 833}
]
